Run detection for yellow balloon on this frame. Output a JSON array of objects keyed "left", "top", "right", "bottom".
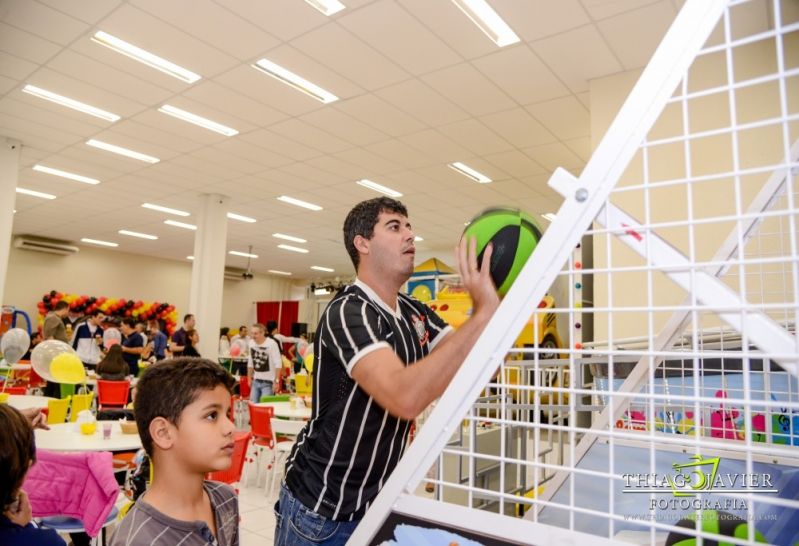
[
  {"left": 411, "top": 284, "right": 432, "bottom": 302},
  {"left": 304, "top": 353, "right": 314, "bottom": 373},
  {"left": 51, "top": 352, "right": 86, "bottom": 384}
]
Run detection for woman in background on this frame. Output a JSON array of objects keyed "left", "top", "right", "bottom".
[
  {"left": 96, "top": 344, "right": 129, "bottom": 380},
  {"left": 183, "top": 329, "right": 201, "bottom": 358}
]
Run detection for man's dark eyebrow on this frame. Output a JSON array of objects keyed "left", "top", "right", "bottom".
[{"left": 384, "top": 218, "right": 401, "bottom": 226}]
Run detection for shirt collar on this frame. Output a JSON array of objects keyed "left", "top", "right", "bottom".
[{"left": 354, "top": 278, "right": 400, "bottom": 317}]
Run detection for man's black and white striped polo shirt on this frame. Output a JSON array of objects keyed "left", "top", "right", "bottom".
[{"left": 284, "top": 279, "right": 452, "bottom": 522}]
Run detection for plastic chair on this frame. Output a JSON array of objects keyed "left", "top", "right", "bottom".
[
  {"left": 231, "top": 376, "right": 251, "bottom": 427},
  {"left": 70, "top": 392, "right": 95, "bottom": 422},
  {"left": 267, "top": 418, "right": 305, "bottom": 496},
  {"left": 259, "top": 394, "right": 290, "bottom": 403},
  {"left": 60, "top": 383, "right": 75, "bottom": 399},
  {"left": 239, "top": 375, "right": 251, "bottom": 400},
  {"left": 39, "top": 506, "right": 119, "bottom": 546},
  {"left": 246, "top": 402, "right": 275, "bottom": 487},
  {"left": 207, "top": 431, "right": 252, "bottom": 490},
  {"left": 294, "top": 374, "right": 312, "bottom": 395},
  {"left": 2, "top": 385, "right": 27, "bottom": 395},
  {"left": 47, "top": 396, "right": 70, "bottom": 424},
  {"left": 97, "top": 380, "right": 130, "bottom": 410}
]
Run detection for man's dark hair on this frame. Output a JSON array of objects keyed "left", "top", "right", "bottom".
[
  {"left": 220, "top": 327, "right": 229, "bottom": 337},
  {"left": 54, "top": 300, "right": 69, "bottom": 311},
  {"left": 88, "top": 309, "right": 103, "bottom": 318},
  {"left": 121, "top": 317, "right": 136, "bottom": 328},
  {"left": 343, "top": 197, "right": 408, "bottom": 270},
  {"left": 134, "top": 358, "right": 235, "bottom": 457},
  {"left": 183, "top": 314, "right": 194, "bottom": 324},
  {"left": 0, "top": 405, "right": 36, "bottom": 511}
]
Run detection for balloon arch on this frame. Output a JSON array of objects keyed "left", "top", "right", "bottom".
[{"left": 37, "top": 290, "right": 178, "bottom": 335}]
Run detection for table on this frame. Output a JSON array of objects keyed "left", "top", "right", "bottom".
[
  {"left": 34, "top": 422, "right": 142, "bottom": 452},
  {"left": 6, "top": 394, "right": 55, "bottom": 410},
  {"left": 255, "top": 401, "right": 312, "bottom": 420}
]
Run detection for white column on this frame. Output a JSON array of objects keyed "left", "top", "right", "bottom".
[
  {"left": 0, "top": 138, "right": 21, "bottom": 307},
  {"left": 189, "top": 194, "right": 229, "bottom": 359}
]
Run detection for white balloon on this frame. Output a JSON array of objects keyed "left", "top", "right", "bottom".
[
  {"left": 31, "top": 340, "right": 78, "bottom": 382},
  {"left": 1, "top": 328, "right": 31, "bottom": 365},
  {"left": 103, "top": 328, "right": 122, "bottom": 349}
]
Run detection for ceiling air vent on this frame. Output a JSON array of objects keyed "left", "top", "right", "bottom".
[{"left": 13, "top": 236, "right": 79, "bottom": 256}]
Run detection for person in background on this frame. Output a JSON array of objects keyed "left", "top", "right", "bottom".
[
  {"left": 96, "top": 345, "right": 129, "bottom": 381},
  {"left": 0, "top": 405, "right": 64, "bottom": 546},
  {"left": 287, "top": 332, "right": 309, "bottom": 374},
  {"left": 21, "top": 331, "right": 42, "bottom": 361},
  {"left": 43, "top": 300, "right": 69, "bottom": 343},
  {"left": 247, "top": 322, "right": 281, "bottom": 402},
  {"left": 219, "top": 327, "right": 231, "bottom": 357},
  {"left": 135, "top": 322, "right": 148, "bottom": 347},
  {"left": 120, "top": 318, "right": 144, "bottom": 378},
  {"left": 71, "top": 310, "right": 105, "bottom": 370},
  {"left": 183, "top": 329, "right": 201, "bottom": 358},
  {"left": 148, "top": 320, "right": 168, "bottom": 361},
  {"left": 169, "top": 314, "right": 195, "bottom": 357}
]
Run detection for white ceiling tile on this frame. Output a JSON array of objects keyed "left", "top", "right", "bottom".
[
  {"left": 0, "top": 22, "right": 62, "bottom": 63},
  {"left": 0, "top": 96, "right": 105, "bottom": 136},
  {"left": 576, "top": 91, "right": 590, "bottom": 109},
  {"left": 0, "top": 51, "right": 37, "bottom": 80},
  {"left": 482, "top": 149, "right": 546, "bottom": 179},
  {"left": 270, "top": 118, "right": 353, "bottom": 154},
  {"left": 290, "top": 22, "right": 408, "bottom": 91},
  {"left": 564, "top": 136, "right": 592, "bottom": 162},
  {"left": 375, "top": 79, "right": 470, "bottom": 127},
  {"left": 364, "top": 139, "right": 439, "bottom": 170},
  {"left": 336, "top": 94, "right": 426, "bottom": 137},
  {"left": 185, "top": 80, "right": 288, "bottom": 128},
  {"left": 399, "top": 129, "right": 471, "bottom": 163},
  {"left": 300, "top": 108, "right": 388, "bottom": 147},
  {"left": 333, "top": 147, "right": 403, "bottom": 175},
  {"left": 104, "top": 116, "right": 205, "bottom": 153},
  {"left": 531, "top": 25, "right": 623, "bottom": 93},
  {"left": 51, "top": 144, "right": 148, "bottom": 175},
  {"left": 491, "top": 0, "right": 590, "bottom": 41},
  {"left": 526, "top": 95, "right": 590, "bottom": 140},
  {"left": 240, "top": 129, "right": 323, "bottom": 161},
  {"left": 2, "top": 0, "right": 88, "bottom": 46},
  {"left": 581, "top": 0, "right": 663, "bottom": 21},
  {"left": 471, "top": 44, "right": 570, "bottom": 105},
  {"left": 523, "top": 141, "right": 584, "bottom": 171},
  {"left": 337, "top": 0, "right": 461, "bottom": 75},
  {"left": 138, "top": 99, "right": 255, "bottom": 140},
  {"left": 597, "top": 1, "right": 676, "bottom": 70},
  {"left": 305, "top": 155, "right": 366, "bottom": 180},
  {"left": 35, "top": 0, "right": 122, "bottom": 24},
  {"left": 0, "top": 110, "right": 84, "bottom": 147},
  {"left": 219, "top": 0, "right": 327, "bottom": 42},
  {"left": 130, "top": 0, "right": 279, "bottom": 61},
  {"left": 210, "top": 139, "right": 293, "bottom": 170},
  {"left": 0, "top": 74, "right": 18, "bottom": 94},
  {"left": 437, "top": 118, "right": 513, "bottom": 156},
  {"left": 479, "top": 108, "right": 557, "bottom": 148},
  {"left": 422, "top": 63, "right": 516, "bottom": 116}
]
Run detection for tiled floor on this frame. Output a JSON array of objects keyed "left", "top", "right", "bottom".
[{"left": 238, "top": 478, "right": 278, "bottom": 546}]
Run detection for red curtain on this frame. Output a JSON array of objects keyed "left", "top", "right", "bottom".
[{"left": 256, "top": 301, "right": 299, "bottom": 352}]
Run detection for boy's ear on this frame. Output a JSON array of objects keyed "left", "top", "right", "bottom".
[
  {"left": 353, "top": 235, "right": 369, "bottom": 255},
  {"left": 149, "top": 416, "right": 175, "bottom": 451}
]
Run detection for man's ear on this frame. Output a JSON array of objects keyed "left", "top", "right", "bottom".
[
  {"left": 149, "top": 416, "right": 175, "bottom": 451},
  {"left": 353, "top": 234, "right": 369, "bottom": 255}
]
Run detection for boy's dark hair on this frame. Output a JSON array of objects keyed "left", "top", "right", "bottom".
[
  {"left": 266, "top": 320, "right": 278, "bottom": 333},
  {"left": 134, "top": 358, "right": 235, "bottom": 457},
  {"left": 0, "top": 405, "right": 36, "bottom": 511},
  {"left": 121, "top": 317, "right": 136, "bottom": 328},
  {"left": 343, "top": 197, "right": 408, "bottom": 270},
  {"left": 54, "top": 300, "right": 69, "bottom": 311}
]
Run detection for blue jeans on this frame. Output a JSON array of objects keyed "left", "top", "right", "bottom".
[
  {"left": 250, "top": 379, "right": 273, "bottom": 403},
  {"left": 274, "top": 483, "right": 359, "bottom": 545}
]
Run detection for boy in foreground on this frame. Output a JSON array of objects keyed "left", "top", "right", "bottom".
[{"left": 111, "top": 358, "right": 239, "bottom": 546}]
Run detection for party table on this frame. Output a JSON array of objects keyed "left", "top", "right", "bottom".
[
  {"left": 255, "top": 400, "right": 312, "bottom": 420},
  {"left": 34, "top": 422, "right": 142, "bottom": 452},
  {"left": 5, "top": 394, "right": 55, "bottom": 410}
]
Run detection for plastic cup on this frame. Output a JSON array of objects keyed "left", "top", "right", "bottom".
[
  {"left": 80, "top": 422, "right": 97, "bottom": 435},
  {"left": 102, "top": 422, "right": 112, "bottom": 439}
]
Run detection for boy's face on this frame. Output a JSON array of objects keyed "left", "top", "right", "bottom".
[{"left": 170, "top": 385, "right": 235, "bottom": 474}]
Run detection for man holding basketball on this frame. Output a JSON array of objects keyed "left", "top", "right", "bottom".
[{"left": 275, "top": 197, "right": 499, "bottom": 545}]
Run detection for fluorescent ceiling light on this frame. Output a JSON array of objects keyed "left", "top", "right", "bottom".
[
  {"left": 81, "top": 238, "right": 118, "bottom": 247},
  {"left": 304, "top": 0, "right": 346, "bottom": 16},
  {"left": 118, "top": 229, "right": 158, "bottom": 240},
  {"left": 86, "top": 139, "right": 159, "bottom": 163},
  {"left": 91, "top": 31, "right": 201, "bottom": 83},
  {"left": 273, "top": 233, "right": 307, "bottom": 243},
  {"left": 277, "top": 195, "right": 323, "bottom": 211},
  {"left": 356, "top": 179, "right": 402, "bottom": 198},
  {"left": 311, "top": 265, "right": 334, "bottom": 272},
  {"left": 16, "top": 187, "right": 56, "bottom": 200},
  {"left": 33, "top": 164, "right": 100, "bottom": 185},
  {"left": 268, "top": 269, "right": 292, "bottom": 276},
  {"left": 187, "top": 255, "right": 194, "bottom": 260},
  {"left": 158, "top": 104, "right": 238, "bottom": 136},
  {"left": 227, "top": 212, "right": 256, "bottom": 223},
  {"left": 141, "top": 203, "right": 190, "bottom": 216},
  {"left": 414, "top": 236, "right": 424, "bottom": 242},
  {"left": 542, "top": 213, "right": 557, "bottom": 222},
  {"left": 314, "top": 287, "right": 330, "bottom": 296},
  {"left": 252, "top": 58, "right": 338, "bottom": 104},
  {"left": 278, "top": 244, "right": 309, "bottom": 254},
  {"left": 164, "top": 219, "right": 197, "bottom": 230},
  {"left": 450, "top": 0, "right": 520, "bottom": 47},
  {"left": 229, "top": 250, "right": 258, "bottom": 259},
  {"left": 21, "top": 84, "right": 120, "bottom": 122},
  {"left": 448, "top": 161, "right": 492, "bottom": 183}
]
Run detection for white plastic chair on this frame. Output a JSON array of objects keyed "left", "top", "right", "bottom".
[{"left": 266, "top": 418, "right": 306, "bottom": 496}]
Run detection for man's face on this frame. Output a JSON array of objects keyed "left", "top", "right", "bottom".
[
  {"left": 251, "top": 327, "right": 265, "bottom": 343},
  {"left": 360, "top": 210, "right": 416, "bottom": 279},
  {"left": 91, "top": 314, "right": 105, "bottom": 326},
  {"left": 240, "top": 327, "right": 248, "bottom": 337},
  {"left": 186, "top": 316, "right": 196, "bottom": 329},
  {"left": 120, "top": 324, "right": 132, "bottom": 335},
  {"left": 56, "top": 307, "right": 69, "bottom": 318}
]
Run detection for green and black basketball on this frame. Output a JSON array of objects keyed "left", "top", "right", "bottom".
[
  {"left": 666, "top": 510, "right": 766, "bottom": 546},
  {"left": 462, "top": 207, "right": 542, "bottom": 296}
]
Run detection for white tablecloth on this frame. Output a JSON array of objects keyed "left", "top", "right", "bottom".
[
  {"left": 6, "top": 394, "right": 55, "bottom": 410},
  {"left": 255, "top": 401, "right": 312, "bottom": 420},
  {"left": 34, "top": 422, "right": 142, "bottom": 452}
]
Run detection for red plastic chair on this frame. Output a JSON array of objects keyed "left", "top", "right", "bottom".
[
  {"left": 246, "top": 402, "right": 275, "bottom": 487},
  {"left": 239, "top": 376, "right": 251, "bottom": 400},
  {"left": 207, "top": 431, "right": 252, "bottom": 490},
  {"left": 3, "top": 386, "right": 28, "bottom": 395},
  {"left": 96, "top": 380, "right": 131, "bottom": 410}
]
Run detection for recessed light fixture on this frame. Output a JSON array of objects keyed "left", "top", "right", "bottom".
[
  {"left": 356, "top": 179, "right": 402, "bottom": 198},
  {"left": 311, "top": 265, "right": 334, "bottom": 272},
  {"left": 450, "top": 0, "right": 520, "bottom": 47},
  {"left": 164, "top": 219, "right": 197, "bottom": 230},
  {"left": 304, "top": 0, "right": 346, "bottom": 16},
  {"left": 81, "top": 238, "right": 118, "bottom": 247},
  {"left": 86, "top": 139, "right": 159, "bottom": 163},
  {"left": 158, "top": 104, "right": 238, "bottom": 136},
  {"left": 278, "top": 244, "right": 309, "bottom": 254},
  {"left": 277, "top": 195, "right": 323, "bottom": 211},
  {"left": 91, "top": 31, "right": 201, "bottom": 83},
  {"left": 448, "top": 162, "right": 492, "bottom": 183},
  {"left": 21, "top": 84, "right": 120, "bottom": 122},
  {"left": 273, "top": 233, "right": 307, "bottom": 243},
  {"left": 252, "top": 58, "right": 338, "bottom": 104},
  {"left": 227, "top": 212, "right": 256, "bottom": 223},
  {"left": 118, "top": 229, "right": 158, "bottom": 240},
  {"left": 229, "top": 250, "right": 258, "bottom": 259},
  {"left": 187, "top": 255, "right": 194, "bottom": 260},
  {"left": 33, "top": 164, "right": 100, "bottom": 185},
  {"left": 414, "top": 236, "right": 424, "bottom": 242},
  {"left": 141, "top": 203, "right": 190, "bottom": 216},
  {"left": 542, "top": 213, "right": 557, "bottom": 222},
  {"left": 16, "top": 187, "right": 56, "bottom": 200},
  {"left": 268, "top": 269, "right": 292, "bottom": 276}
]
